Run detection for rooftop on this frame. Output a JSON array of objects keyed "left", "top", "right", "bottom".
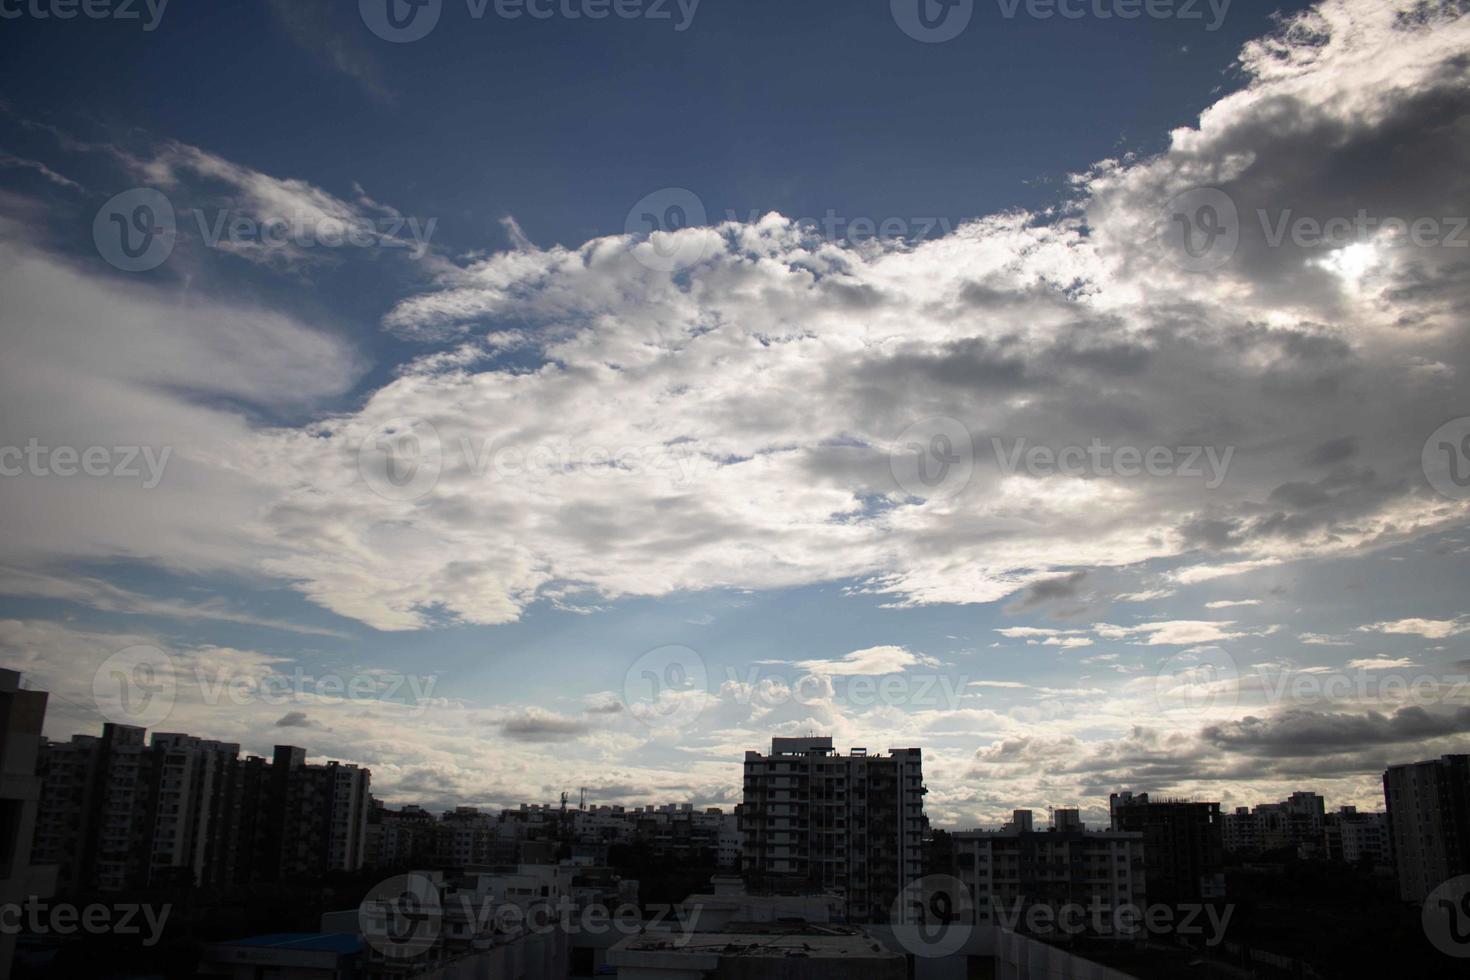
[
  {"left": 216, "top": 933, "right": 363, "bottom": 954},
  {"left": 615, "top": 926, "right": 899, "bottom": 960}
]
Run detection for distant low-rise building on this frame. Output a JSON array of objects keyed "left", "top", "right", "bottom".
[
  {"left": 1323, "top": 806, "right": 1392, "bottom": 868},
  {"left": 952, "top": 809, "right": 1144, "bottom": 936},
  {"left": 609, "top": 923, "right": 906, "bottom": 980},
  {"left": 1222, "top": 791, "right": 1326, "bottom": 857}
]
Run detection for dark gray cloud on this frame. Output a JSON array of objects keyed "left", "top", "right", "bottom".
[
  {"left": 1005, "top": 571, "right": 1090, "bottom": 614},
  {"left": 1202, "top": 706, "right": 1470, "bottom": 756},
  {"left": 499, "top": 711, "right": 592, "bottom": 742}
]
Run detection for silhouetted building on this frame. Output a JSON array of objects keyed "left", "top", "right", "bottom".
[
  {"left": 32, "top": 726, "right": 369, "bottom": 892},
  {"left": 1323, "top": 806, "right": 1392, "bottom": 868},
  {"left": 953, "top": 820, "right": 1144, "bottom": 935},
  {"left": 741, "top": 737, "right": 924, "bottom": 922},
  {"left": 1222, "top": 791, "right": 1326, "bottom": 857},
  {"left": 1109, "top": 792, "right": 1224, "bottom": 903},
  {"left": 0, "top": 670, "right": 56, "bottom": 980},
  {"left": 1384, "top": 754, "right": 1470, "bottom": 902}
]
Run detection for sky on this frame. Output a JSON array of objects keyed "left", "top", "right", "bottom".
[{"left": 0, "top": 0, "right": 1468, "bottom": 829}]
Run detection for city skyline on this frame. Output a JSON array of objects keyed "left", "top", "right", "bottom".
[
  {"left": 11, "top": 708, "right": 1419, "bottom": 833},
  {"left": 1, "top": 0, "right": 1469, "bottom": 835}
]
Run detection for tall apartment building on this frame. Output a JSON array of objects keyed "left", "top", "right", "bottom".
[
  {"left": 32, "top": 725, "right": 370, "bottom": 892},
  {"left": 952, "top": 811, "right": 1145, "bottom": 935},
  {"left": 1109, "top": 792, "right": 1224, "bottom": 903},
  {"left": 265, "top": 746, "right": 371, "bottom": 879},
  {"left": 741, "top": 737, "right": 924, "bottom": 922},
  {"left": 1384, "top": 754, "right": 1470, "bottom": 902},
  {"left": 0, "top": 670, "right": 56, "bottom": 980}
]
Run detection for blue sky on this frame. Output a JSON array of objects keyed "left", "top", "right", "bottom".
[{"left": 1, "top": 0, "right": 1468, "bottom": 827}]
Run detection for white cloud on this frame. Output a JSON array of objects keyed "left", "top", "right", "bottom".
[
  {"left": 1359, "top": 619, "right": 1470, "bottom": 640},
  {"left": 1300, "top": 633, "right": 1353, "bottom": 646},
  {"left": 3, "top": 0, "right": 1467, "bottom": 646},
  {"left": 1346, "top": 657, "right": 1418, "bottom": 670},
  {"left": 789, "top": 645, "right": 941, "bottom": 676}
]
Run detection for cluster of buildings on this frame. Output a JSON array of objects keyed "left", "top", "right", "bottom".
[
  {"left": 3, "top": 666, "right": 1470, "bottom": 979},
  {"left": 30, "top": 724, "right": 371, "bottom": 894},
  {"left": 1222, "top": 790, "right": 1394, "bottom": 869},
  {"left": 368, "top": 799, "right": 742, "bottom": 872}
]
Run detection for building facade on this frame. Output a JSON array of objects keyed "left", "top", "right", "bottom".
[
  {"left": 1323, "top": 806, "right": 1392, "bottom": 867},
  {"left": 32, "top": 725, "right": 370, "bottom": 893},
  {"left": 1384, "top": 754, "right": 1470, "bottom": 902},
  {"left": 952, "top": 818, "right": 1145, "bottom": 935},
  {"left": 0, "top": 670, "right": 56, "bottom": 980},
  {"left": 740, "top": 737, "right": 924, "bottom": 922},
  {"left": 1109, "top": 793, "right": 1224, "bottom": 903},
  {"left": 1222, "top": 791, "right": 1326, "bottom": 857}
]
